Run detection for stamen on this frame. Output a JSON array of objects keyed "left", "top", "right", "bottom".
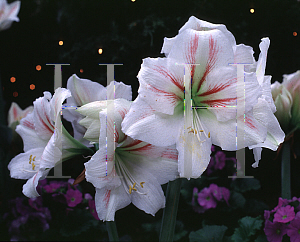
[
  {"left": 115, "top": 153, "right": 147, "bottom": 195},
  {"left": 129, "top": 182, "right": 137, "bottom": 194},
  {"left": 33, "top": 156, "right": 36, "bottom": 161},
  {"left": 29, "top": 155, "right": 32, "bottom": 164},
  {"left": 192, "top": 109, "right": 210, "bottom": 140},
  {"left": 32, "top": 162, "right": 35, "bottom": 170}
]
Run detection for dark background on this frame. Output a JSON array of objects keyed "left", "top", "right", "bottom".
[
  {"left": 1, "top": 0, "right": 300, "bottom": 111},
  {"left": 0, "top": 0, "right": 300, "bottom": 240}
]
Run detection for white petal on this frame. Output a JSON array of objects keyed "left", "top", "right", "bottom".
[
  {"left": 178, "top": 16, "right": 236, "bottom": 53},
  {"left": 234, "top": 44, "right": 255, "bottom": 65},
  {"left": 123, "top": 161, "right": 166, "bottom": 216},
  {"left": 33, "top": 92, "right": 54, "bottom": 140},
  {"left": 77, "top": 100, "right": 109, "bottom": 119},
  {"left": 16, "top": 112, "right": 48, "bottom": 152},
  {"left": 66, "top": 74, "right": 106, "bottom": 106},
  {"left": 50, "top": 87, "right": 71, "bottom": 123},
  {"left": 251, "top": 147, "right": 262, "bottom": 168},
  {"left": 137, "top": 57, "right": 184, "bottom": 115},
  {"left": 118, "top": 136, "right": 178, "bottom": 184},
  {"left": 107, "top": 81, "right": 132, "bottom": 101},
  {"left": 82, "top": 119, "right": 100, "bottom": 143},
  {"left": 99, "top": 99, "right": 131, "bottom": 147},
  {"left": 176, "top": 125, "right": 212, "bottom": 178},
  {"left": 8, "top": 148, "right": 44, "bottom": 179},
  {"left": 95, "top": 187, "right": 131, "bottom": 221},
  {"left": 249, "top": 99, "right": 285, "bottom": 151},
  {"left": 261, "top": 76, "right": 277, "bottom": 113},
  {"left": 122, "top": 96, "right": 182, "bottom": 147},
  {"left": 85, "top": 148, "right": 121, "bottom": 190},
  {"left": 8, "top": 102, "right": 33, "bottom": 127},
  {"left": 22, "top": 169, "right": 49, "bottom": 198},
  {"left": 39, "top": 134, "right": 62, "bottom": 169},
  {"left": 256, "top": 38, "right": 270, "bottom": 85},
  {"left": 161, "top": 36, "right": 177, "bottom": 57},
  {"left": 201, "top": 107, "right": 267, "bottom": 151}
]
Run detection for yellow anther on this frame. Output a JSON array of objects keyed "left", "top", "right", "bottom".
[
  {"left": 32, "top": 162, "right": 35, "bottom": 170},
  {"left": 208, "top": 132, "right": 210, "bottom": 138},
  {"left": 129, "top": 182, "right": 137, "bottom": 194},
  {"left": 29, "top": 155, "right": 32, "bottom": 164},
  {"left": 33, "top": 156, "right": 36, "bottom": 161},
  {"left": 199, "top": 130, "right": 204, "bottom": 132},
  {"left": 140, "top": 182, "right": 145, "bottom": 188},
  {"left": 187, "top": 126, "right": 192, "bottom": 129}
]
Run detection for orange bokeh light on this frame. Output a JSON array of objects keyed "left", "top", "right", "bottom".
[
  {"left": 30, "top": 84, "right": 35, "bottom": 90},
  {"left": 293, "top": 32, "right": 297, "bottom": 36},
  {"left": 98, "top": 48, "right": 103, "bottom": 54},
  {"left": 10, "top": 77, "right": 16, "bottom": 83},
  {"left": 59, "top": 40, "right": 64, "bottom": 46},
  {"left": 36, "top": 65, "right": 42, "bottom": 71},
  {"left": 250, "top": 8, "right": 255, "bottom": 13},
  {"left": 80, "top": 69, "right": 84, "bottom": 73},
  {"left": 13, "top": 91, "right": 18, "bottom": 97}
]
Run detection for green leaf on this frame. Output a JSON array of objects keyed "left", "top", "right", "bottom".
[
  {"left": 229, "top": 191, "right": 246, "bottom": 209},
  {"left": 231, "top": 216, "right": 263, "bottom": 242},
  {"left": 189, "top": 225, "right": 228, "bottom": 242},
  {"left": 60, "top": 209, "right": 99, "bottom": 237},
  {"left": 254, "top": 234, "right": 268, "bottom": 242},
  {"left": 231, "top": 178, "right": 260, "bottom": 193},
  {"left": 244, "top": 199, "right": 269, "bottom": 214}
]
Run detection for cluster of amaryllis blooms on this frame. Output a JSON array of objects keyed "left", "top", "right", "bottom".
[{"left": 8, "top": 16, "right": 285, "bottom": 221}]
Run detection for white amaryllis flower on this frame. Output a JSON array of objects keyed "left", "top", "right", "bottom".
[
  {"left": 79, "top": 99, "right": 178, "bottom": 221},
  {"left": 7, "top": 102, "right": 33, "bottom": 128},
  {"left": 0, "top": 0, "right": 20, "bottom": 31},
  {"left": 268, "top": 71, "right": 300, "bottom": 135},
  {"left": 282, "top": 71, "right": 300, "bottom": 129},
  {"left": 8, "top": 88, "right": 92, "bottom": 198},
  {"left": 122, "top": 16, "right": 284, "bottom": 178},
  {"left": 63, "top": 74, "right": 132, "bottom": 146}
]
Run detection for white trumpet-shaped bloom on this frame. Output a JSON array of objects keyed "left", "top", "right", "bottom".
[
  {"left": 0, "top": 0, "right": 20, "bottom": 31},
  {"left": 63, "top": 74, "right": 132, "bottom": 145},
  {"left": 8, "top": 88, "right": 92, "bottom": 198},
  {"left": 122, "top": 16, "right": 284, "bottom": 177},
  {"left": 80, "top": 99, "right": 178, "bottom": 221}
]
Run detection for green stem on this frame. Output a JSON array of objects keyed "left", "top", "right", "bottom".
[
  {"left": 106, "top": 221, "right": 119, "bottom": 242},
  {"left": 159, "top": 178, "right": 182, "bottom": 242},
  {"left": 281, "top": 141, "right": 291, "bottom": 199}
]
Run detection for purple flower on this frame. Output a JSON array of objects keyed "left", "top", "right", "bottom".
[
  {"left": 264, "top": 210, "right": 271, "bottom": 220},
  {"left": 264, "top": 220, "right": 287, "bottom": 242},
  {"left": 88, "top": 200, "right": 100, "bottom": 220},
  {"left": 287, "top": 214, "right": 300, "bottom": 242},
  {"left": 272, "top": 197, "right": 289, "bottom": 213},
  {"left": 274, "top": 205, "right": 295, "bottom": 223},
  {"left": 65, "top": 189, "right": 83, "bottom": 207},
  {"left": 43, "top": 181, "right": 63, "bottom": 193},
  {"left": 214, "top": 151, "right": 226, "bottom": 170},
  {"left": 209, "top": 184, "right": 222, "bottom": 201},
  {"left": 206, "top": 157, "right": 215, "bottom": 175},
  {"left": 197, "top": 187, "right": 217, "bottom": 209},
  {"left": 28, "top": 197, "right": 44, "bottom": 211},
  {"left": 84, "top": 193, "right": 93, "bottom": 200},
  {"left": 191, "top": 188, "right": 207, "bottom": 214},
  {"left": 220, "top": 187, "right": 230, "bottom": 205}
]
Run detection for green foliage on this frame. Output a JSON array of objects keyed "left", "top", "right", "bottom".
[
  {"left": 231, "top": 216, "right": 263, "bottom": 242},
  {"left": 59, "top": 209, "right": 99, "bottom": 237},
  {"left": 229, "top": 191, "right": 246, "bottom": 209},
  {"left": 189, "top": 225, "right": 228, "bottom": 242},
  {"left": 231, "top": 178, "right": 261, "bottom": 193}
]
